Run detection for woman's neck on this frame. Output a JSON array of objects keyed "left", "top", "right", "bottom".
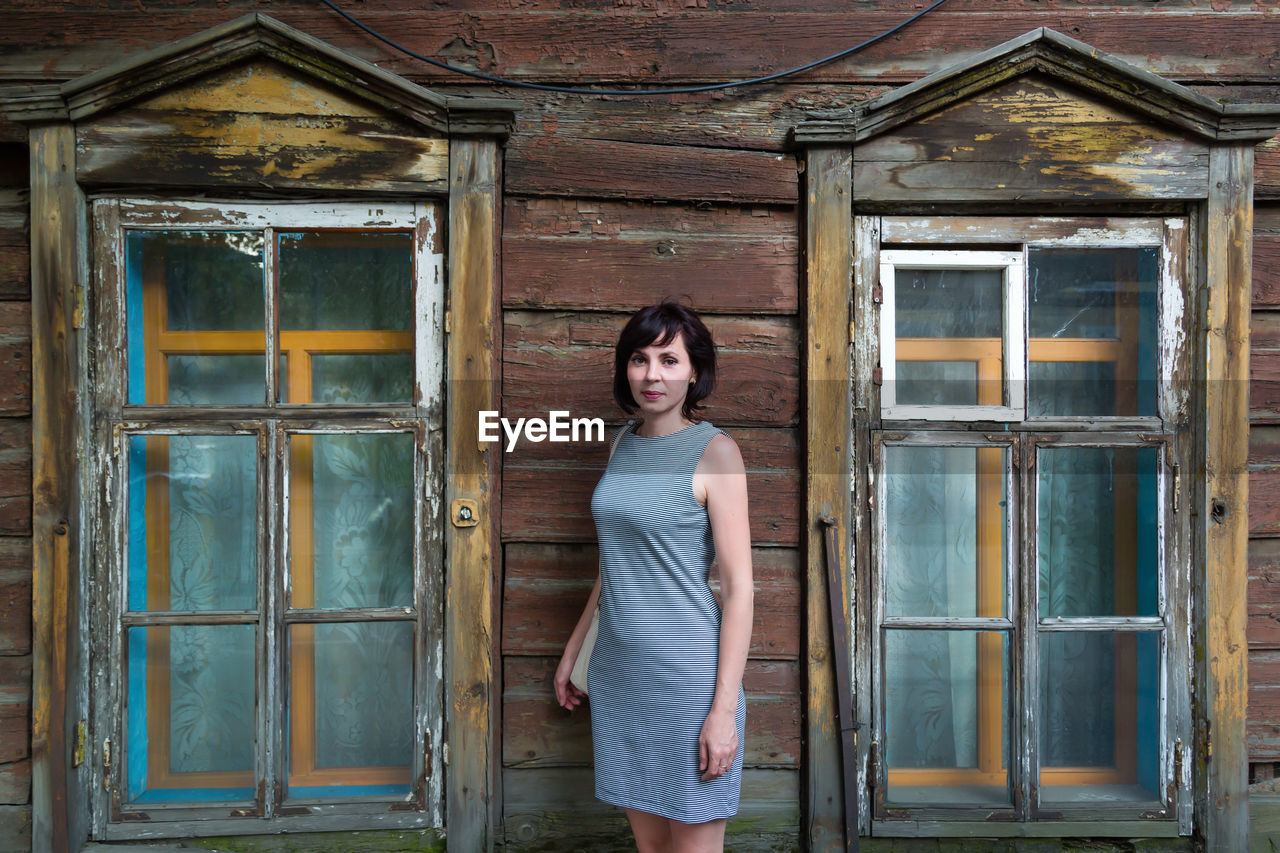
[{"left": 636, "top": 412, "right": 694, "bottom": 438}]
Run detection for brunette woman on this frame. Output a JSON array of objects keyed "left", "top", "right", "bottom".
[{"left": 555, "top": 302, "right": 753, "bottom": 853}]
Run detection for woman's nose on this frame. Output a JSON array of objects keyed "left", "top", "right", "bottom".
[{"left": 645, "top": 362, "right": 661, "bottom": 381}]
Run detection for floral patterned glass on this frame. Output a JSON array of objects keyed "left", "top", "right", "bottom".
[
  {"left": 289, "top": 432, "right": 415, "bottom": 610},
  {"left": 127, "top": 434, "right": 258, "bottom": 612},
  {"left": 885, "top": 630, "right": 1011, "bottom": 806},
  {"left": 1039, "top": 631, "right": 1161, "bottom": 803},
  {"left": 286, "top": 621, "right": 414, "bottom": 798},
  {"left": 884, "top": 445, "right": 1007, "bottom": 619},
  {"left": 1038, "top": 446, "right": 1160, "bottom": 618},
  {"left": 125, "top": 624, "right": 255, "bottom": 803}
]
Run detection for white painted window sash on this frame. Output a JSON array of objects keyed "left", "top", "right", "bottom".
[{"left": 879, "top": 249, "right": 1025, "bottom": 421}]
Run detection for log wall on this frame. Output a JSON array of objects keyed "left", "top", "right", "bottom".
[
  {"left": 0, "top": 123, "right": 32, "bottom": 850},
  {"left": 2, "top": 2, "right": 1280, "bottom": 849}
]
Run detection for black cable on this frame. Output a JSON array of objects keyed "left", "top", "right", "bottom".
[{"left": 322, "top": 0, "right": 950, "bottom": 97}]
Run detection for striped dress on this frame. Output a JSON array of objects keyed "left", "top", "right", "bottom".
[{"left": 587, "top": 419, "right": 746, "bottom": 822}]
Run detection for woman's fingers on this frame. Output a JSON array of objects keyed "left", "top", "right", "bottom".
[{"left": 698, "top": 735, "right": 738, "bottom": 781}]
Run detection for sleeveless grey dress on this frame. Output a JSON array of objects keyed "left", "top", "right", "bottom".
[{"left": 587, "top": 419, "right": 746, "bottom": 822}]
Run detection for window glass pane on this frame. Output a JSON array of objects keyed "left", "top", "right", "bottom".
[
  {"left": 277, "top": 232, "right": 413, "bottom": 404},
  {"left": 289, "top": 433, "right": 415, "bottom": 610},
  {"left": 127, "top": 435, "right": 257, "bottom": 612},
  {"left": 125, "top": 625, "right": 256, "bottom": 804},
  {"left": 125, "top": 231, "right": 265, "bottom": 405},
  {"left": 1028, "top": 361, "right": 1117, "bottom": 417},
  {"left": 885, "top": 630, "right": 1010, "bottom": 806},
  {"left": 895, "top": 362, "right": 978, "bottom": 408},
  {"left": 278, "top": 232, "right": 412, "bottom": 331},
  {"left": 1038, "top": 446, "right": 1159, "bottom": 618},
  {"left": 1027, "top": 248, "right": 1158, "bottom": 417},
  {"left": 287, "top": 622, "right": 414, "bottom": 799},
  {"left": 895, "top": 267, "right": 1004, "bottom": 407},
  {"left": 168, "top": 355, "right": 265, "bottom": 406},
  {"left": 885, "top": 445, "right": 1006, "bottom": 619},
  {"left": 1039, "top": 631, "right": 1161, "bottom": 804},
  {"left": 312, "top": 354, "right": 414, "bottom": 404}
]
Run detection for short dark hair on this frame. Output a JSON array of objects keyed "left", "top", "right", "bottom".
[{"left": 613, "top": 302, "right": 717, "bottom": 420}]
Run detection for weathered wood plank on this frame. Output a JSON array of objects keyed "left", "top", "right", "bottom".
[
  {"left": 0, "top": 422, "right": 31, "bottom": 540},
  {"left": 445, "top": 137, "right": 502, "bottom": 848},
  {"left": 502, "top": 542, "right": 801, "bottom": 658},
  {"left": 27, "top": 119, "right": 83, "bottom": 853},
  {"left": 853, "top": 76, "right": 1210, "bottom": 203},
  {"left": 506, "top": 136, "right": 796, "bottom": 204},
  {"left": 501, "top": 656, "right": 800, "bottom": 768},
  {"left": 501, "top": 311, "right": 799, "bottom": 431},
  {"left": 1251, "top": 649, "right": 1280, "bottom": 760},
  {"left": 1251, "top": 472, "right": 1280, "bottom": 538},
  {"left": 1204, "top": 143, "right": 1256, "bottom": 850},
  {"left": 803, "top": 145, "right": 853, "bottom": 849},
  {"left": 75, "top": 60, "right": 449, "bottom": 192},
  {"left": 0, "top": 539, "right": 31, "bottom": 657},
  {"left": 1259, "top": 137, "right": 1280, "bottom": 201},
  {"left": 505, "top": 85, "right": 882, "bottom": 153},
  {"left": 0, "top": 190, "right": 31, "bottom": 302},
  {"left": 1255, "top": 207, "right": 1280, "bottom": 307},
  {"left": 23, "top": 0, "right": 1269, "bottom": 12},
  {"left": 0, "top": 758, "right": 30, "bottom": 806},
  {"left": 7, "top": 10, "right": 1280, "bottom": 83},
  {"left": 501, "top": 427, "right": 800, "bottom": 545},
  {"left": 1250, "top": 537, "right": 1280, "bottom": 651},
  {"left": 503, "top": 199, "right": 798, "bottom": 313},
  {"left": 502, "top": 766, "right": 798, "bottom": 850},
  {"left": 0, "top": 303, "right": 30, "bottom": 416}
]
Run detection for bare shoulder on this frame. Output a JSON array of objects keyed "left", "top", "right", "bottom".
[{"left": 700, "top": 431, "right": 745, "bottom": 475}]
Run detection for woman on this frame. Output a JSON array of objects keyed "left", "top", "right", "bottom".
[{"left": 554, "top": 302, "right": 754, "bottom": 853}]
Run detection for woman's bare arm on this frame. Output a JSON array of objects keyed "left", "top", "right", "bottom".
[
  {"left": 554, "top": 573, "right": 601, "bottom": 710},
  {"left": 695, "top": 432, "right": 753, "bottom": 780}
]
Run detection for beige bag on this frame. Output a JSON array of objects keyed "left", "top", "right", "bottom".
[
  {"left": 567, "top": 424, "right": 628, "bottom": 696},
  {"left": 569, "top": 608, "right": 599, "bottom": 694}
]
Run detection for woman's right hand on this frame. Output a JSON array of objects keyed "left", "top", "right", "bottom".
[{"left": 554, "top": 654, "right": 587, "bottom": 710}]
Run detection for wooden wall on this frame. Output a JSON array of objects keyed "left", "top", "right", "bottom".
[
  {"left": 0, "top": 115, "right": 32, "bottom": 850},
  {"left": 2, "top": 1, "right": 1280, "bottom": 849}
]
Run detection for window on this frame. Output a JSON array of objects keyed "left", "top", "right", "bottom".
[
  {"left": 92, "top": 200, "right": 445, "bottom": 828},
  {"left": 865, "top": 217, "right": 1190, "bottom": 825}
]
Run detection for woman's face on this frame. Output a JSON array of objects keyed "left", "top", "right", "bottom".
[{"left": 627, "top": 332, "right": 697, "bottom": 421}]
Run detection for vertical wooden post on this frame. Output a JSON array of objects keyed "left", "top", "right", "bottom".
[
  {"left": 445, "top": 136, "right": 501, "bottom": 851},
  {"left": 28, "top": 121, "right": 85, "bottom": 853},
  {"left": 1202, "top": 143, "right": 1254, "bottom": 851},
  {"left": 803, "top": 145, "right": 854, "bottom": 852}
]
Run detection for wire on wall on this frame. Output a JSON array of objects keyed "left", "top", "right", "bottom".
[{"left": 322, "top": 0, "right": 951, "bottom": 97}]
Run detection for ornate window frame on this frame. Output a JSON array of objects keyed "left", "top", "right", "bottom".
[{"left": 7, "top": 14, "right": 517, "bottom": 847}]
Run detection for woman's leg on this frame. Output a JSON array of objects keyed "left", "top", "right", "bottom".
[
  {"left": 669, "top": 816, "right": 727, "bottom": 853},
  {"left": 625, "top": 808, "right": 674, "bottom": 853}
]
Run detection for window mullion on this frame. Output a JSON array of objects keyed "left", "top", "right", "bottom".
[
  {"left": 1019, "top": 434, "right": 1038, "bottom": 821},
  {"left": 263, "top": 419, "right": 283, "bottom": 819}
]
